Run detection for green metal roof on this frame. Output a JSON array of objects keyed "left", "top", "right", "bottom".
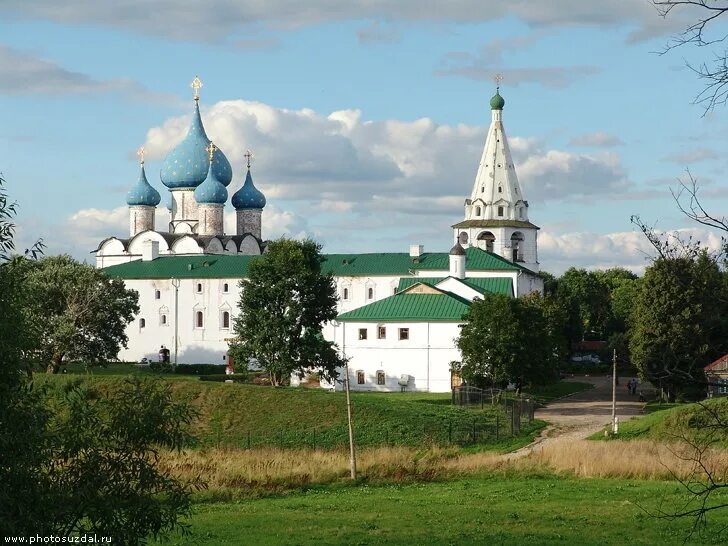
[
  {"left": 337, "top": 288, "right": 471, "bottom": 322},
  {"left": 324, "top": 247, "right": 523, "bottom": 276},
  {"left": 103, "top": 255, "right": 258, "bottom": 280},
  {"left": 103, "top": 246, "right": 524, "bottom": 280},
  {"left": 396, "top": 276, "right": 513, "bottom": 296},
  {"left": 451, "top": 219, "right": 540, "bottom": 230}
]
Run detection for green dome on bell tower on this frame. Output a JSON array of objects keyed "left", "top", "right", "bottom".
[{"left": 490, "top": 89, "right": 505, "bottom": 110}]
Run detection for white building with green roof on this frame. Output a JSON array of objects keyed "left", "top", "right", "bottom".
[{"left": 98, "top": 84, "right": 544, "bottom": 390}]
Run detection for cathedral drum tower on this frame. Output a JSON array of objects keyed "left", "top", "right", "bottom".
[{"left": 452, "top": 81, "right": 539, "bottom": 272}]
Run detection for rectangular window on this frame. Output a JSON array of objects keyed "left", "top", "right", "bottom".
[
  {"left": 399, "top": 328, "right": 409, "bottom": 341},
  {"left": 154, "top": 289, "right": 161, "bottom": 300},
  {"left": 343, "top": 287, "right": 349, "bottom": 300},
  {"left": 497, "top": 206, "right": 504, "bottom": 217},
  {"left": 195, "top": 311, "right": 204, "bottom": 328},
  {"left": 196, "top": 283, "right": 203, "bottom": 294},
  {"left": 358, "top": 328, "right": 367, "bottom": 340},
  {"left": 223, "top": 283, "right": 229, "bottom": 293},
  {"left": 357, "top": 371, "right": 365, "bottom": 385},
  {"left": 377, "top": 326, "right": 386, "bottom": 339},
  {"left": 377, "top": 371, "right": 385, "bottom": 385}
]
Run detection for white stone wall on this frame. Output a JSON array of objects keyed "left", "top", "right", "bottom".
[
  {"left": 197, "top": 204, "right": 224, "bottom": 236},
  {"left": 328, "top": 321, "right": 462, "bottom": 393},
  {"left": 119, "top": 278, "right": 240, "bottom": 364},
  {"left": 237, "top": 209, "right": 262, "bottom": 239},
  {"left": 170, "top": 189, "right": 199, "bottom": 233},
  {"left": 128, "top": 206, "right": 155, "bottom": 237}
]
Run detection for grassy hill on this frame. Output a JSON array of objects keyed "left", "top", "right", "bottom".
[
  {"left": 34, "top": 374, "right": 544, "bottom": 450},
  {"left": 594, "top": 397, "right": 728, "bottom": 445}
]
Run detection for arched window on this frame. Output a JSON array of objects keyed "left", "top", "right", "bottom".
[
  {"left": 139, "top": 318, "right": 146, "bottom": 328},
  {"left": 458, "top": 232, "right": 469, "bottom": 245},
  {"left": 498, "top": 186, "right": 502, "bottom": 193},
  {"left": 343, "top": 287, "right": 349, "bottom": 300},
  {"left": 497, "top": 206, "right": 504, "bottom": 217},
  {"left": 154, "top": 289, "right": 161, "bottom": 300},
  {"left": 511, "top": 232, "right": 525, "bottom": 262},
  {"left": 160, "top": 314, "right": 167, "bottom": 326},
  {"left": 223, "top": 283, "right": 229, "bottom": 293},
  {"left": 367, "top": 287, "right": 374, "bottom": 300},
  {"left": 474, "top": 206, "right": 481, "bottom": 217},
  {"left": 195, "top": 311, "right": 204, "bottom": 328},
  {"left": 477, "top": 231, "right": 496, "bottom": 253},
  {"left": 196, "top": 283, "right": 203, "bottom": 294},
  {"left": 222, "top": 311, "right": 230, "bottom": 329}
]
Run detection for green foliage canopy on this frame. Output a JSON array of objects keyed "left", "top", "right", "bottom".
[
  {"left": 230, "top": 238, "right": 344, "bottom": 386},
  {"left": 630, "top": 253, "right": 728, "bottom": 400},
  {"left": 23, "top": 255, "right": 139, "bottom": 373}
]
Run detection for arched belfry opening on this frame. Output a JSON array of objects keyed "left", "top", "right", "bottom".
[
  {"left": 477, "top": 231, "right": 495, "bottom": 253},
  {"left": 510, "top": 232, "right": 524, "bottom": 262}
]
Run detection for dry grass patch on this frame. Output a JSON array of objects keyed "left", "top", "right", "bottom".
[{"left": 531, "top": 439, "right": 728, "bottom": 481}]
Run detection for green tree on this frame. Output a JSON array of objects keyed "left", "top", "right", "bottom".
[
  {"left": 630, "top": 252, "right": 728, "bottom": 400},
  {"left": 556, "top": 268, "right": 611, "bottom": 348},
  {"left": 230, "top": 238, "right": 344, "bottom": 386},
  {"left": 23, "top": 255, "right": 139, "bottom": 373},
  {"left": 457, "top": 293, "right": 555, "bottom": 390},
  {"left": 0, "top": 178, "right": 197, "bottom": 542}
]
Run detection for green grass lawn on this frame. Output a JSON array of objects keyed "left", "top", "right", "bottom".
[
  {"left": 35, "top": 375, "right": 547, "bottom": 450},
  {"left": 159, "top": 476, "right": 728, "bottom": 545}
]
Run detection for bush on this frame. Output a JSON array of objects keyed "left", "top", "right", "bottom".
[
  {"left": 150, "top": 360, "right": 174, "bottom": 374},
  {"left": 174, "top": 364, "right": 227, "bottom": 375}
]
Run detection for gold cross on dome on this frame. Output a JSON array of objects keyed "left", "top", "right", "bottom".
[
  {"left": 244, "top": 149, "right": 254, "bottom": 169},
  {"left": 191, "top": 76, "right": 203, "bottom": 100},
  {"left": 206, "top": 142, "right": 217, "bottom": 162},
  {"left": 137, "top": 146, "right": 145, "bottom": 165},
  {"left": 494, "top": 73, "right": 503, "bottom": 89}
]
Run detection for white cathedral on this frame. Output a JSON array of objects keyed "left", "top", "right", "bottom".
[{"left": 97, "top": 78, "right": 544, "bottom": 392}]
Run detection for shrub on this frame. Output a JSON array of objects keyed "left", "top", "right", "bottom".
[{"left": 174, "top": 364, "right": 227, "bottom": 375}]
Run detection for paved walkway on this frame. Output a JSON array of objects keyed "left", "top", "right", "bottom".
[{"left": 508, "top": 375, "right": 645, "bottom": 458}]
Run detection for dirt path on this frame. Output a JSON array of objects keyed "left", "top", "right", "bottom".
[{"left": 507, "top": 375, "right": 645, "bottom": 458}]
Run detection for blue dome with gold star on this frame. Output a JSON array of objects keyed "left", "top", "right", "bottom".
[
  {"left": 160, "top": 100, "right": 233, "bottom": 189},
  {"left": 232, "top": 168, "right": 266, "bottom": 210},
  {"left": 126, "top": 163, "right": 161, "bottom": 206},
  {"left": 194, "top": 153, "right": 228, "bottom": 205}
]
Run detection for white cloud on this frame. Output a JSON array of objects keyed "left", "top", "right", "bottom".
[
  {"left": 539, "top": 226, "right": 726, "bottom": 274},
  {"left": 142, "top": 99, "right": 633, "bottom": 208},
  {"left": 0, "top": 1, "right": 674, "bottom": 41},
  {"left": 663, "top": 148, "right": 720, "bottom": 164},
  {"left": 0, "top": 46, "right": 173, "bottom": 101}
]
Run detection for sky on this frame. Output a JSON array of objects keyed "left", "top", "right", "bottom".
[{"left": 1, "top": 1, "right": 727, "bottom": 274}]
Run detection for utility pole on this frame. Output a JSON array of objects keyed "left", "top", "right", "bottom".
[
  {"left": 342, "top": 323, "right": 357, "bottom": 480},
  {"left": 611, "top": 348, "right": 618, "bottom": 434},
  {"left": 171, "top": 278, "right": 180, "bottom": 365}
]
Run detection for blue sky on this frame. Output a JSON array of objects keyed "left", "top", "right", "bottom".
[{"left": 1, "top": 1, "right": 727, "bottom": 272}]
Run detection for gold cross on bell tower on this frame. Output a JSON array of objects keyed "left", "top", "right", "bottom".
[
  {"left": 137, "top": 146, "right": 145, "bottom": 165},
  {"left": 244, "top": 149, "right": 254, "bottom": 169},
  {"left": 206, "top": 142, "right": 217, "bottom": 163},
  {"left": 191, "top": 76, "right": 203, "bottom": 101},
  {"left": 494, "top": 73, "right": 503, "bottom": 91}
]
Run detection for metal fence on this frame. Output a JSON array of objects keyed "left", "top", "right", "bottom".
[{"left": 451, "top": 386, "right": 536, "bottom": 436}]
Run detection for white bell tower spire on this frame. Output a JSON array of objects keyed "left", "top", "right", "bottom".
[{"left": 452, "top": 79, "right": 539, "bottom": 272}]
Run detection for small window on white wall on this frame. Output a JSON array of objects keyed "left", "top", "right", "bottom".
[
  {"left": 139, "top": 318, "right": 146, "bottom": 328},
  {"left": 343, "top": 287, "right": 350, "bottom": 300},
  {"left": 221, "top": 311, "right": 230, "bottom": 329},
  {"left": 196, "top": 283, "right": 203, "bottom": 294},
  {"left": 399, "top": 328, "right": 409, "bottom": 341},
  {"left": 367, "top": 287, "right": 374, "bottom": 300},
  {"left": 497, "top": 206, "right": 504, "bottom": 217},
  {"left": 377, "top": 371, "right": 385, "bottom": 385},
  {"left": 195, "top": 311, "right": 204, "bottom": 328},
  {"left": 160, "top": 314, "right": 168, "bottom": 326},
  {"left": 358, "top": 328, "right": 368, "bottom": 340},
  {"left": 154, "top": 290, "right": 161, "bottom": 300},
  {"left": 223, "top": 283, "right": 229, "bottom": 293},
  {"left": 475, "top": 206, "right": 481, "bottom": 217},
  {"left": 357, "top": 371, "right": 365, "bottom": 385}
]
